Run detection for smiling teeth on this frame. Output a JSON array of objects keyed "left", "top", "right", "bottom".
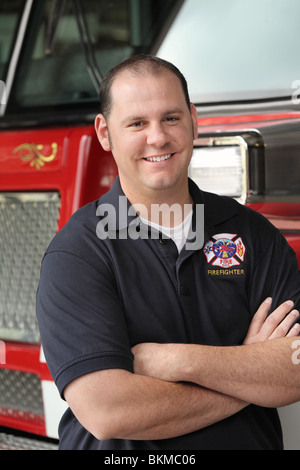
[{"left": 145, "top": 154, "right": 172, "bottom": 162}]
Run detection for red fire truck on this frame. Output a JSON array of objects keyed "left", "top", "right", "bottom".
[{"left": 0, "top": 0, "right": 299, "bottom": 449}]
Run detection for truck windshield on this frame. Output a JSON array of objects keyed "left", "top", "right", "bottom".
[
  {"left": 158, "top": 0, "right": 300, "bottom": 104},
  {"left": 3, "top": 0, "right": 296, "bottom": 115},
  {"left": 4, "top": 0, "right": 180, "bottom": 116}
]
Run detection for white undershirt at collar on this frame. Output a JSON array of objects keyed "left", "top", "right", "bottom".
[{"left": 139, "top": 210, "right": 193, "bottom": 254}]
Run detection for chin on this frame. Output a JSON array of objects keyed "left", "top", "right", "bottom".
[{"left": 146, "top": 178, "right": 181, "bottom": 194}]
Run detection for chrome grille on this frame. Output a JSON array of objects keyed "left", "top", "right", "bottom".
[
  {"left": 0, "top": 192, "right": 60, "bottom": 342},
  {"left": 0, "top": 432, "right": 58, "bottom": 450},
  {"left": 0, "top": 369, "right": 44, "bottom": 420}
]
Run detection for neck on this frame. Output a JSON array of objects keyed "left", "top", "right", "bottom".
[{"left": 121, "top": 180, "right": 193, "bottom": 228}]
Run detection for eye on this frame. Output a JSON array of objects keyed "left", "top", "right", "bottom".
[
  {"left": 165, "top": 116, "right": 180, "bottom": 123},
  {"left": 130, "top": 121, "right": 144, "bottom": 128}
]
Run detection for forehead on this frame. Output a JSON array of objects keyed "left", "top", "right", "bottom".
[{"left": 109, "top": 70, "right": 186, "bottom": 112}]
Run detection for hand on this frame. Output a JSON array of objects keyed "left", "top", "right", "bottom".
[{"left": 243, "top": 298, "right": 300, "bottom": 345}]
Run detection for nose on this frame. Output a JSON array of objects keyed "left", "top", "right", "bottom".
[{"left": 146, "top": 122, "right": 170, "bottom": 148}]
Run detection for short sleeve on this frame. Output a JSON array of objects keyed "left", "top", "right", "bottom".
[{"left": 36, "top": 250, "right": 134, "bottom": 397}]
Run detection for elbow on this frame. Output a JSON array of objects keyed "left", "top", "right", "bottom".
[
  {"left": 92, "top": 426, "right": 114, "bottom": 442},
  {"left": 253, "top": 387, "right": 300, "bottom": 409},
  {"left": 89, "top": 415, "right": 112, "bottom": 441},
  {"left": 273, "top": 390, "right": 300, "bottom": 408},
  {"left": 95, "top": 422, "right": 121, "bottom": 442},
  {"left": 85, "top": 408, "right": 129, "bottom": 441}
]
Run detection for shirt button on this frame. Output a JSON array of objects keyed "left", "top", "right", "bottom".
[{"left": 180, "top": 286, "right": 191, "bottom": 296}]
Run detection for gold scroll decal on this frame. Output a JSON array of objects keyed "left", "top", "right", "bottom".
[{"left": 13, "top": 142, "right": 58, "bottom": 170}]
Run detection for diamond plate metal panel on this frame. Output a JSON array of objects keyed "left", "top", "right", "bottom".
[
  {"left": 0, "top": 369, "right": 44, "bottom": 417},
  {"left": 0, "top": 192, "right": 60, "bottom": 342}
]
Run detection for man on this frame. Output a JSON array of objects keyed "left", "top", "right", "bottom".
[{"left": 36, "top": 55, "right": 300, "bottom": 450}]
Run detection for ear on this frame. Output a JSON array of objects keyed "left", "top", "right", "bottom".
[
  {"left": 95, "top": 114, "right": 111, "bottom": 151},
  {"left": 190, "top": 104, "right": 198, "bottom": 140}
]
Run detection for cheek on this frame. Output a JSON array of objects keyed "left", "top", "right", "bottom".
[
  {"left": 116, "top": 128, "right": 145, "bottom": 148},
  {"left": 174, "top": 126, "right": 194, "bottom": 152},
  {"left": 120, "top": 136, "right": 147, "bottom": 162},
  {"left": 110, "top": 137, "right": 143, "bottom": 169}
]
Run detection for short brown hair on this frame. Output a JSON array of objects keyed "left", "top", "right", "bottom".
[{"left": 99, "top": 54, "right": 191, "bottom": 120}]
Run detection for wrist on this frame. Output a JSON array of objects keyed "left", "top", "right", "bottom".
[{"left": 171, "top": 344, "right": 200, "bottom": 383}]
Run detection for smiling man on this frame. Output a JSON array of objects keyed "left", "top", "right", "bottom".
[{"left": 37, "top": 55, "right": 300, "bottom": 450}]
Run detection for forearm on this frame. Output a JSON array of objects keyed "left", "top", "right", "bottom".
[
  {"left": 120, "top": 374, "right": 248, "bottom": 440},
  {"left": 171, "top": 338, "right": 300, "bottom": 408},
  {"left": 65, "top": 369, "right": 247, "bottom": 441}
]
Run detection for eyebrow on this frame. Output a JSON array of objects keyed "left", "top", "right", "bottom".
[{"left": 121, "top": 108, "right": 185, "bottom": 126}]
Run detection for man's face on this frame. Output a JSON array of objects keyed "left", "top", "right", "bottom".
[{"left": 95, "top": 70, "right": 198, "bottom": 202}]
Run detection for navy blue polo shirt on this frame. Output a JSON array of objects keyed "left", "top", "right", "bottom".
[{"left": 36, "top": 177, "right": 300, "bottom": 450}]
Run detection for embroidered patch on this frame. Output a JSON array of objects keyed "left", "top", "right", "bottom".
[{"left": 204, "top": 233, "right": 246, "bottom": 268}]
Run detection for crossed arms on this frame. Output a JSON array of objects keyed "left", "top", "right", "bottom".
[{"left": 64, "top": 298, "right": 300, "bottom": 441}]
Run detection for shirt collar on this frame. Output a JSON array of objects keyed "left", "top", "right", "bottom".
[
  {"left": 98, "top": 176, "right": 238, "bottom": 244},
  {"left": 189, "top": 177, "right": 238, "bottom": 223}
]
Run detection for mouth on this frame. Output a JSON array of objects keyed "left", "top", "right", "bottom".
[{"left": 143, "top": 153, "right": 174, "bottom": 163}]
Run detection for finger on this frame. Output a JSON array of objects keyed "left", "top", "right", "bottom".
[
  {"left": 246, "top": 298, "right": 272, "bottom": 337},
  {"left": 247, "top": 297, "right": 272, "bottom": 338},
  {"left": 261, "top": 300, "right": 295, "bottom": 339},
  {"left": 286, "top": 322, "right": 300, "bottom": 338},
  {"left": 270, "top": 309, "right": 299, "bottom": 339}
]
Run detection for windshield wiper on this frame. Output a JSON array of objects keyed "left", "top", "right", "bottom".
[
  {"left": 72, "top": 0, "right": 102, "bottom": 92},
  {"left": 45, "top": 0, "right": 67, "bottom": 56},
  {"left": 45, "top": 0, "right": 102, "bottom": 92}
]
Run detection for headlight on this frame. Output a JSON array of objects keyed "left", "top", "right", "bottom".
[{"left": 189, "top": 136, "right": 249, "bottom": 204}]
